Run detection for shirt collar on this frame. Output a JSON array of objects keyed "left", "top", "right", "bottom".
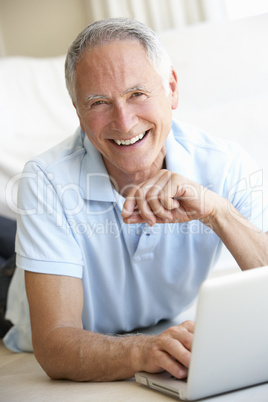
[
  {"left": 79, "top": 134, "right": 117, "bottom": 202},
  {"left": 165, "top": 122, "right": 193, "bottom": 178}
]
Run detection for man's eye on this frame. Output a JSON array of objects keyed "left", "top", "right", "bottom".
[
  {"left": 132, "top": 92, "right": 143, "bottom": 97},
  {"left": 92, "top": 100, "right": 106, "bottom": 107}
]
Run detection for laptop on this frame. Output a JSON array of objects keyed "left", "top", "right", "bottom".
[{"left": 135, "top": 265, "right": 268, "bottom": 400}]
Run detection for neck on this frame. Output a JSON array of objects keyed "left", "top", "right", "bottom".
[{"left": 104, "top": 151, "right": 166, "bottom": 198}]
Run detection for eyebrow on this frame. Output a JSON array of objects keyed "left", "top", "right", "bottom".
[
  {"left": 83, "top": 94, "right": 109, "bottom": 106},
  {"left": 83, "top": 86, "right": 151, "bottom": 106},
  {"left": 124, "top": 86, "right": 150, "bottom": 94}
]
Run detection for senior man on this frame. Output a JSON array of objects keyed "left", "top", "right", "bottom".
[{"left": 5, "top": 18, "right": 268, "bottom": 381}]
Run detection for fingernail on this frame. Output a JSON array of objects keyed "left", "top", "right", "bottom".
[{"left": 179, "top": 367, "right": 188, "bottom": 378}]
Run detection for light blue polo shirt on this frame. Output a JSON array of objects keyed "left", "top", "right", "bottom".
[{"left": 4, "top": 120, "right": 268, "bottom": 351}]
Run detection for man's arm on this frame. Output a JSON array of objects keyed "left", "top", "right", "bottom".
[
  {"left": 25, "top": 271, "right": 194, "bottom": 381},
  {"left": 122, "top": 170, "right": 268, "bottom": 270},
  {"left": 201, "top": 198, "right": 268, "bottom": 270}
]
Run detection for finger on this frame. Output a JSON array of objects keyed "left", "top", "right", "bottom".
[
  {"left": 182, "top": 320, "right": 195, "bottom": 334},
  {"left": 122, "top": 199, "right": 156, "bottom": 225},
  {"left": 144, "top": 171, "right": 178, "bottom": 220},
  {"left": 159, "top": 322, "right": 195, "bottom": 366},
  {"left": 122, "top": 187, "right": 139, "bottom": 219},
  {"left": 154, "top": 349, "right": 189, "bottom": 379},
  {"left": 164, "top": 337, "right": 192, "bottom": 369},
  {"left": 122, "top": 209, "right": 144, "bottom": 224},
  {"left": 135, "top": 186, "right": 157, "bottom": 225},
  {"left": 162, "top": 182, "right": 199, "bottom": 214},
  {"left": 159, "top": 179, "right": 185, "bottom": 211},
  {"left": 146, "top": 184, "right": 174, "bottom": 220},
  {"left": 134, "top": 171, "right": 168, "bottom": 219},
  {"left": 168, "top": 322, "right": 195, "bottom": 351},
  {"left": 122, "top": 174, "right": 163, "bottom": 221},
  {"left": 160, "top": 196, "right": 181, "bottom": 211},
  {"left": 123, "top": 214, "right": 168, "bottom": 225},
  {"left": 123, "top": 170, "right": 179, "bottom": 224}
]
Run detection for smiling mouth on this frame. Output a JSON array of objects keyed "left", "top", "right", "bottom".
[{"left": 113, "top": 130, "right": 148, "bottom": 146}]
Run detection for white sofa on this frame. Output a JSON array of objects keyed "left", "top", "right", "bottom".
[{"left": 1, "top": 13, "right": 268, "bottom": 268}]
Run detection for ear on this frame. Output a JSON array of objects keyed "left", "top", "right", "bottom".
[
  {"left": 169, "top": 67, "right": 179, "bottom": 110},
  {"left": 72, "top": 101, "right": 86, "bottom": 132}
]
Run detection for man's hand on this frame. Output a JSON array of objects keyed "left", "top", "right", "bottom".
[
  {"left": 122, "top": 169, "right": 268, "bottom": 270},
  {"left": 122, "top": 170, "right": 218, "bottom": 226},
  {"left": 134, "top": 321, "right": 195, "bottom": 379}
]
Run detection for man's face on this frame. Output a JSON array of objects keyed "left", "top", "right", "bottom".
[{"left": 74, "top": 40, "right": 178, "bottom": 187}]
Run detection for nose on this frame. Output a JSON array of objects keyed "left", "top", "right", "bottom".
[{"left": 110, "top": 102, "right": 138, "bottom": 133}]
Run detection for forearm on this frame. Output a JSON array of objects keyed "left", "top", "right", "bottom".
[
  {"left": 36, "top": 326, "right": 147, "bottom": 382},
  {"left": 34, "top": 321, "right": 194, "bottom": 382},
  {"left": 202, "top": 197, "right": 268, "bottom": 270}
]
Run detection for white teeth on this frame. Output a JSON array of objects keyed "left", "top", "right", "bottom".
[{"left": 114, "top": 131, "right": 147, "bottom": 146}]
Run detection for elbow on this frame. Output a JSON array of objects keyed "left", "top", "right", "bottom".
[
  {"left": 33, "top": 346, "right": 64, "bottom": 381},
  {"left": 32, "top": 337, "right": 88, "bottom": 382}
]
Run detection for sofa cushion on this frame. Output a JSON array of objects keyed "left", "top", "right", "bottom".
[{"left": 0, "top": 56, "right": 79, "bottom": 219}]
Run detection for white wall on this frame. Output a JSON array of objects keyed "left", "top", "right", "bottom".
[
  {"left": 0, "top": 0, "right": 88, "bottom": 57},
  {"left": 0, "top": 0, "right": 227, "bottom": 57}
]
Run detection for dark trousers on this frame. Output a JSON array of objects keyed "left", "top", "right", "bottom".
[{"left": 0, "top": 216, "right": 17, "bottom": 337}]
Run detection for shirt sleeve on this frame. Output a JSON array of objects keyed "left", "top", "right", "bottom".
[
  {"left": 15, "top": 161, "right": 84, "bottom": 278},
  {"left": 223, "top": 144, "right": 268, "bottom": 233}
]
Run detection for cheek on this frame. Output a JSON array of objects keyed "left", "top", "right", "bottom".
[
  {"left": 142, "top": 97, "right": 172, "bottom": 117},
  {"left": 135, "top": 101, "right": 162, "bottom": 122},
  {"left": 80, "top": 111, "right": 108, "bottom": 134}
]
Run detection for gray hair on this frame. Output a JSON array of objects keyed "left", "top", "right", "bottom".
[{"left": 65, "top": 18, "right": 173, "bottom": 103}]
